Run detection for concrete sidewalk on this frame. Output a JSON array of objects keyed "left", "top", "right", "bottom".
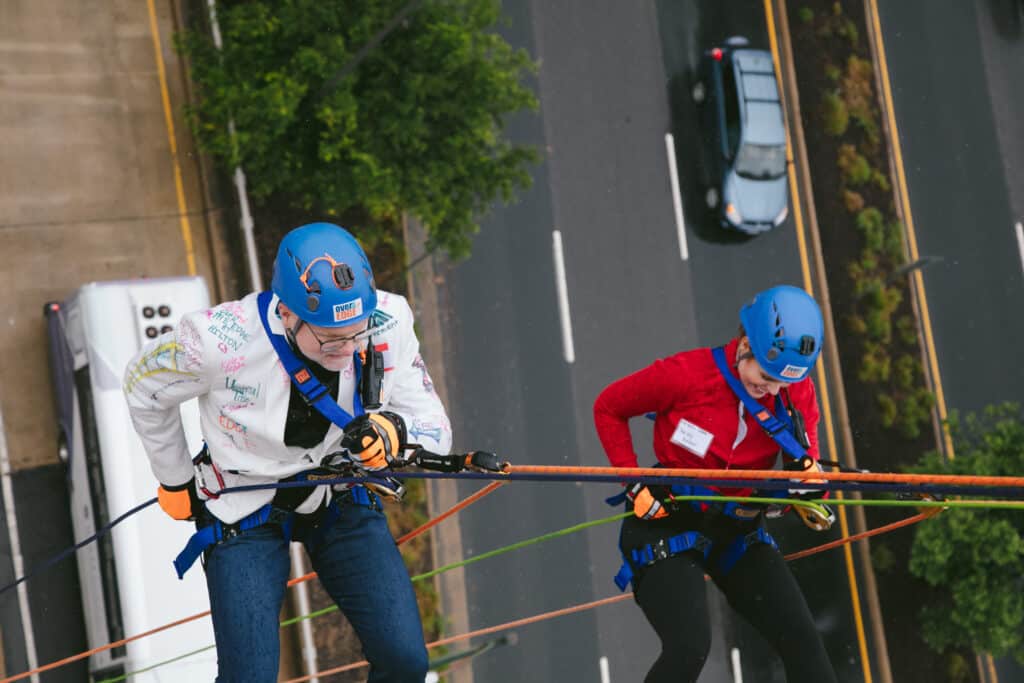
[{"left": 0, "top": 0, "right": 229, "bottom": 472}]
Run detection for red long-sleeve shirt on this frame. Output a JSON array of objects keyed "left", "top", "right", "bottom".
[{"left": 593, "top": 338, "right": 820, "bottom": 495}]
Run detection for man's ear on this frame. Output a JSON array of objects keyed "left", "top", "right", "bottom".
[{"left": 277, "top": 301, "right": 294, "bottom": 325}]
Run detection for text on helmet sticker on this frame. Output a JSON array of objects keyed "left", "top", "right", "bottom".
[
  {"left": 333, "top": 299, "right": 363, "bottom": 322},
  {"left": 780, "top": 364, "right": 808, "bottom": 380}
]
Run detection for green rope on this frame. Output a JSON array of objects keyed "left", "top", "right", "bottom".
[
  {"left": 95, "top": 644, "right": 215, "bottom": 683},
  {"left": 103, "top": 492, "right": 1022, "bottom": 680}
]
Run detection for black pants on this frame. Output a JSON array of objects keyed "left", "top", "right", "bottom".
[{"left": 620, "top": 508, "right": 837, "bottom": 683}]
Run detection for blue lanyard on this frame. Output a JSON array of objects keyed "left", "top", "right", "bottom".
[
  {"left": 257, "top": 291, "right": 363, "bottom": 429},
  {"left": 710, "top": 346, "right": 806, "bottom": 461}
]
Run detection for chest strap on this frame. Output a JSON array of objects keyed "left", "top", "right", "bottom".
[{"left": 711, "top": 346, "right": 807, "bottom": 461}]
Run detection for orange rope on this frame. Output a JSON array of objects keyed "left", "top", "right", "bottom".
[
  {"left": 508, "top": 464, "right": 1024, "bottom": 488},
  {"left": 783, "top": 507, "right": 941, "bottom": 561},
  {"left": 280, "top": 594, "right": 635, "bottom": 683},
  {"left": 0, "top": 611, "right": 211, "bottom": 682},
  {"left": 0, "top": 481, "right": 505, "bottom": 683},
  {"left": 280, "top": 507, "right": 943, "bottom": 682},
  {"left": 397, "top": 481, "right": 507, "bottom": 545}
]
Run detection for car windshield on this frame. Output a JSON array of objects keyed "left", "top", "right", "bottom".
[{"left": 735, "top": 143, "right": 786, "bottom": 180}]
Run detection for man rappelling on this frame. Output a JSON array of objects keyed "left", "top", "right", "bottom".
[{"left": 124, "top": 222, "right": 500, "bottom": 682}]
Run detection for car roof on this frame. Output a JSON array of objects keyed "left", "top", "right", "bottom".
[{"left": 731, "top": 49, "right": 785, "bottom": 146}]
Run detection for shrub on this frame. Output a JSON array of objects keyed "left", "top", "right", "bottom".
[
  {"left": 859, "top": 341, "right": 891, "bottom": 383},
  {"left": 843, "top": 189, "right": 865, "bottom": 212},
  {"left": 824, "top": 63, "right": 841, "bottom": 82},
  {"left": 838, "top": 143, "right": 871, "bottom": 185},
  {"left": 896, "top": 315, "right": 918, "bottom": 346},
  {"left": 822, "top": 91, "right": 849, "bottom": 136},
  {"left": 872, "top": 540, "right": 896, "bottom": 571},
  {"left": 843, "top": 55, "right": 879, "bottom": 146},
  {"left": 798, "top": 7, "right": 814, "bottom": 23},
  {"left": 872, "top": 168, "right": 891, "bottom": 192},
  {"left": 883, "top": 220, "right": 905, "bottom": 263},
  {"left": 856, "top": 207, "right": 886, "bottom": 250},
  {"left": 893, "top": 353, "right": 917, "bottom": 390},
  {"left": 847, "top": 314, "right": 868, "bottom": 335},
  {"left": 897, "top": 387, "right": 935, "bottom": 438},
  {"left": 864, "top": 305, "right": 892, "bottom": 343},
  {"left": 877, "top": 393, "right": 898, "bottom": 427}
]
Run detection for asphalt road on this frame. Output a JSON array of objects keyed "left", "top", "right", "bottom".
[
  {"left": 877, "top": 0, "right": 1024, "bottom": 415},
  {"left": 877, "top": 1, "right": 1024, "bottom": 679},
  {"left": 440, "top": 1, "right": 864, "bottom": 681}
]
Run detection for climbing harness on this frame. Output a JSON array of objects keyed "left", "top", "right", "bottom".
[{"left": 613, "top": 530, "right": 712, "bottom": 590}]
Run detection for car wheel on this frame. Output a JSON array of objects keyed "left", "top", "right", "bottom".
[
  {"left": 705, "top": 187, "right": 720, "bottom": 209},
  {"left": 691, "top": 81, "right": 706, "bottom": 103}
]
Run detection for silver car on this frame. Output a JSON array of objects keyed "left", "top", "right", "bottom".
[{"left": 693, "top": 37, "right": 790, "bottom": 234}]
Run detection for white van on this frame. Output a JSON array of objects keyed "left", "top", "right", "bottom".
[{"left": 44, "top": 276, "right": 218, "bottom": 682}]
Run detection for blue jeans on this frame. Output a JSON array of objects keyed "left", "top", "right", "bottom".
[{"left": 204, "top": 499, "right": 428, "bottom": 682}]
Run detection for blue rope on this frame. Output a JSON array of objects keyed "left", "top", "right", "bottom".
[
  {"left": 0, "top": 497, "right": 158, "bottom": 597},
  {"left": 3, "top": 468, "right": 1021, "bottom": 597}
]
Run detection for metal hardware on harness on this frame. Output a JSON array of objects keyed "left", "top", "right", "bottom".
[{"left": 614, "top": 531, "right": 712, "bottom": 591}]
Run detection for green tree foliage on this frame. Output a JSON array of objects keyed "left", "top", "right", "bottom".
[
  {"left": 909, "top": 403, "right": 1024, "bottom": 660},
  {"left": 178, "top": 0, "right": 539, "bottom": 258}
]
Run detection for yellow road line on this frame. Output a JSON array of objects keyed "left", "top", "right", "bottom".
[
  {"left": 147, "top": 0, "right": 196, "bottom": 276},
  {"left": 764, "top": 2, "right": 872, "bottom": 680},
  {"left": 866, "top": 0, "right": 953, "bottom": 459}
]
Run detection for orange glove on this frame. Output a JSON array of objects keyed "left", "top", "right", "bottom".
[
  {"left": 785, "top": 456, "right": 827, "bottom": 496},
  {"left": 625, "top": 483, "right": 670, "bottom": 520},
  {"left": 157, "top": 478, "right": 202, "bottom": 521},
  {"left": 342, "top": 411, "right": 407, "bottom": 471}
]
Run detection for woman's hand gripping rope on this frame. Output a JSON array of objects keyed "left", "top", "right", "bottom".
[{"left": 785, "top": 456, "right": 836, "bottom": 531}]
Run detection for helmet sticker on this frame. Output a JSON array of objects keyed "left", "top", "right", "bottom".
[
  {"left": 333, "top": 299, "right": 363, "bottom": 322},
  {"left": 780, "top": 364, "right": 808, "bottom": 380}
]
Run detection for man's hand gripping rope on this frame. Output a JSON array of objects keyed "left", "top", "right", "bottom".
[{"left": 321, "top": 411, "right": 510, "bottom": 501}]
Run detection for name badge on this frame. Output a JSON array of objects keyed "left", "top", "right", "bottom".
[{"left": 670, "top": 418, "right": 714, "bottom": 457}]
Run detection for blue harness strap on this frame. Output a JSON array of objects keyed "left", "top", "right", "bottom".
[
  {"left": 174, "top": 504, "right": 283, "bottom": 579},
  {"left": 173, "top": 485, "right": 380, "bottom": 579},
  {"left": 718, "top": 527, "right": 778, "bottom": 575},
  {"left": 614, "top": 531, "right": 711, "bottom": 591},
  {"left": 711, "top": 346, "right": 807, "bottom": 461},
  {"left": 256, "top": 290, "right": 365, "bottom": 424}
]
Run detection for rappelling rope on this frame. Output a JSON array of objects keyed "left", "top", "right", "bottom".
[{"left": 91, "top": 496, "right": 969, "bottom": 682}]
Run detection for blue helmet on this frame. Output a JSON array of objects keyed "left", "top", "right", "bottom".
[
  {"left": 739, "top": 285, "right": 823, "bottom": 382},
  {"left": 271, "top": 222, "right": 377, "bottom": 327}
]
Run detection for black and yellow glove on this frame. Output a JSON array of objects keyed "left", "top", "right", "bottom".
[
  {"left": 342, "top": 411, "right": 407, "bottom": 471},
  {"left": 157, "top": 478, "right": 204, "bottom": 521},
  {"left": 625, "top": 482, "right": 671, "bottom": 520}
]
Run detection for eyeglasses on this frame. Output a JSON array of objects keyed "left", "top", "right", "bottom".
[{"left": 300, "top": 320, "right": 372, "bottom": 354}]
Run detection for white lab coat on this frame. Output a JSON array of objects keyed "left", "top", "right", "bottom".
[{"left": 124, "top": 289, "right": 452, "bottom": 523}]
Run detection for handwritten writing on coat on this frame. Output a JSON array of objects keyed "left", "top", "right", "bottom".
[
  {"left": 225, "top": 377, "right": 261, "bottom": 402},
  {"left": 207, "top": 308, "right": 250, "bottom": 353}
]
